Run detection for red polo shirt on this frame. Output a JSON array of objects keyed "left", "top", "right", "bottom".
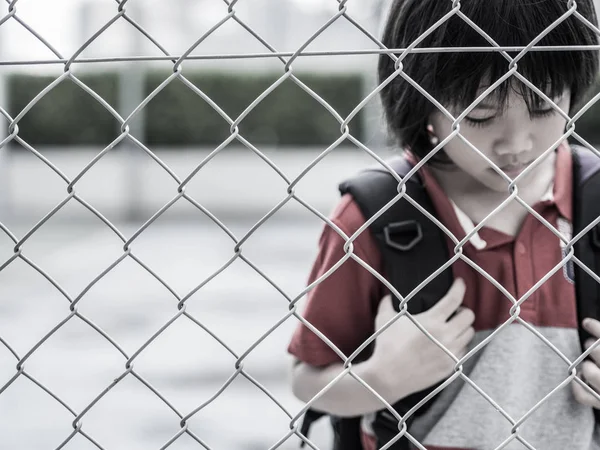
[{"left": 288, "top": 143, "right": 576, "bottom": 377}]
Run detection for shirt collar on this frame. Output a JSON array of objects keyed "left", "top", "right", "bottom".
[
  {"left": 404, "top": 142, "right": 573, "bottom": 250},
  {"left": 552, "top": 142, "right": 573, "bottom": 222}
]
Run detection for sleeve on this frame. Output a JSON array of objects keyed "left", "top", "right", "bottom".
[{"left": 287, "top": 194, "right": 385, "bottom": 367}]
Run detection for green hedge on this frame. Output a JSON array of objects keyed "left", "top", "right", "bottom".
[
  {"left": 7, "top": 72, "right": 365, "bottom": 147},
  {"left": 7, "top": 72, "right": 600, "bottom": 147}
]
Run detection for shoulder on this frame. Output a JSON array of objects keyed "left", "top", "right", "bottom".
[
  {"left": 330, "top": 194, "right": 369, "bottom": 237},
  {"left": 316, "top": 194, "right": 382, "bottom": 269}
]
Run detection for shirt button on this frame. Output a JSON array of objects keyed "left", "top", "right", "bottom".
[{"left": 517, "top": 242, "right": 527, "bottom": 255}]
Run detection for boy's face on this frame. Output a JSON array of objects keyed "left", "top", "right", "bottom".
[{"left": 428, "top": 87, "right": 571, "bottom": 193}]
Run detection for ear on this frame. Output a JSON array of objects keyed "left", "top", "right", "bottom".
[{"left": 427, "top": 124, "right": 439, "bottom": 146}]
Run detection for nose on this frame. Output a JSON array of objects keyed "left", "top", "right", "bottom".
[{"left": 493, "top": 123, "right": 534, "bottom": 163}]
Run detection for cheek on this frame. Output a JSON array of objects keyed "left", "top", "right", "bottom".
[
  {"left": 442, "top": 138, "right": 492, "bottom": 177},
  {"left": 445, "top": 129, "right": 495, "bottom": 165},
  {"left": 430, "top": 115, "right": 497, "bottom": 169},
  {"left": 534, "top": 116, "right": 568, "bottom": 150},
  {"left": 543, "top": 115, "right": 568, "bottom": 136}
]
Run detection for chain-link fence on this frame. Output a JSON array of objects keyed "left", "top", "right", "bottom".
[{"left": 2, "top": 0, "right": 600, "bottom": 449}]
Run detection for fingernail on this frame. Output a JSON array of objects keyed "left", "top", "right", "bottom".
[{"left": 584, "top": 319, "right": 592, "bottom": 330}]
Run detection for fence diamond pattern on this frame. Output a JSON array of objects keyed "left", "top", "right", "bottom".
[{"left": 1, "top": 0, "right": 600, "bottom": 449}]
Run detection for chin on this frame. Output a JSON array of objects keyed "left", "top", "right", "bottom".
[{"left": 478, "top": 174, "right": 514, "bottom": 193}]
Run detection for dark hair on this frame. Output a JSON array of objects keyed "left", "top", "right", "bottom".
[{"left": 378, "top": 0, "right": 600, "bottom": 162}]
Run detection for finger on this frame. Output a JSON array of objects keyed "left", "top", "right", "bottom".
[
  {"left": 583, "top": 338, "right": 600, "bottom": 365},
  {"left": 377, "top": 294, "right": 393, "bottom": 312},
  {"left": 454, "top": 325, "right": 476, "bottom": 353},
  {"left": 430, "top": 278, "right": 466, "bottom": 321},
  {"left": 572, "top": 380, "right": 600, "bottom": 408},
  {"left": 582, "top": 361, "right": 600, "bottom": 399},
  {"left": 573, "top": 363, "right": 600, "bottom": 408},
  {"left": 375, "top": 295, "right": 396, "bottom": 329},
  {"left": 583, "top": 318, "right": 600, "bottom": 340},
  {"left": 584, "top": 360, "right": 600, "bottom": 390},
  {"left": 451, "top": 333, "right": 473, "bottom": 360},
  {"left": 446, "top": 307, "right": 476, "bottom": 337},
  {"left": 453, "top": 343, "right": 470, "bottom": 361}
]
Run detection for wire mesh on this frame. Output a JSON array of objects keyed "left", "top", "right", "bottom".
[{"left": 1, "top": 0, "right": 600, "bottom": 449}]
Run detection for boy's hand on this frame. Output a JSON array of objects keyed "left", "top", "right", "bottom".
[
  {"left": 573, "top": 318, "right": 600, "bottom": 408},
  {"left": 370, "top": 278, "right": 475, "bottom": 403}
]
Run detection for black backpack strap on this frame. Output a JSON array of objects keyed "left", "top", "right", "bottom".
[
  {"left": 299, "top": 157, "right": 453, "bottom": 449},
  {"left": 303, "top": 157, "right": 451, "bottom": 450},
  {"left": 573, "top": 145, "right": 600, "bottom": 353},
  {"left": 299, "top": 412, "right": 363, "bottom": 449},
  {"left": 298, "top": 409, "right": 325, "bottom": 448},
  {"left": 342, "top": 158, "right": 453, "bottom": 449},
  {"left": 572, "top": 145, "right": 600, "bottom": 425},
  {"left": 338, "top": 157, "right": 453, "bottom": 315},
  {"left": 331, "top": 416, "right": 364, "bottom": 450}
]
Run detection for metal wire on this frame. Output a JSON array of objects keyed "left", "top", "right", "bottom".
[{"left": 1, "top": 0, "right": 600, "bottom": 449}]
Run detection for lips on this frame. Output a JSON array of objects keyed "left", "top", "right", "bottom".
[
  {"left": 501, "top": 163, "right": 526, "bottom": 174},
  {"left": 498, "top": 158, "right": 534, "bottom": 176}
]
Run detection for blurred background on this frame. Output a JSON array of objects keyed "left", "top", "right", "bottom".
[
  {"left": 0, "top": 1, "right": 391, "bottom": 449},
  {"left": 0, "top": 1, "right": 599, "bottom": 449}
]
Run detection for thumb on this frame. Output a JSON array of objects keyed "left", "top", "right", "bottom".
[
  {"left": 429, "top": 278, "right": 466, "bottom": 321},
  {"left": 375, "top": 295, "right": 396, "bottom": 329}
]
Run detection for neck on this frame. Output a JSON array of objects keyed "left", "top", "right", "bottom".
[{"left": 428, "top": 153, "right": 556, "bottom": 235}]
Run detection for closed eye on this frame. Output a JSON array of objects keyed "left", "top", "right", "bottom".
[
  {"left": 531, "top": 108, "right": 557, "bottom": 118},
  {"left": 465, "top": 107, "right": 557, "bottom": 127},
  {"left": 464, "top": 116, "right": 496, "bottom": 127}
]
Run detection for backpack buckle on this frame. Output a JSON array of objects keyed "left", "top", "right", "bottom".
[{"left": 384, "top": 220, "right": 423, "bottom": 251}]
